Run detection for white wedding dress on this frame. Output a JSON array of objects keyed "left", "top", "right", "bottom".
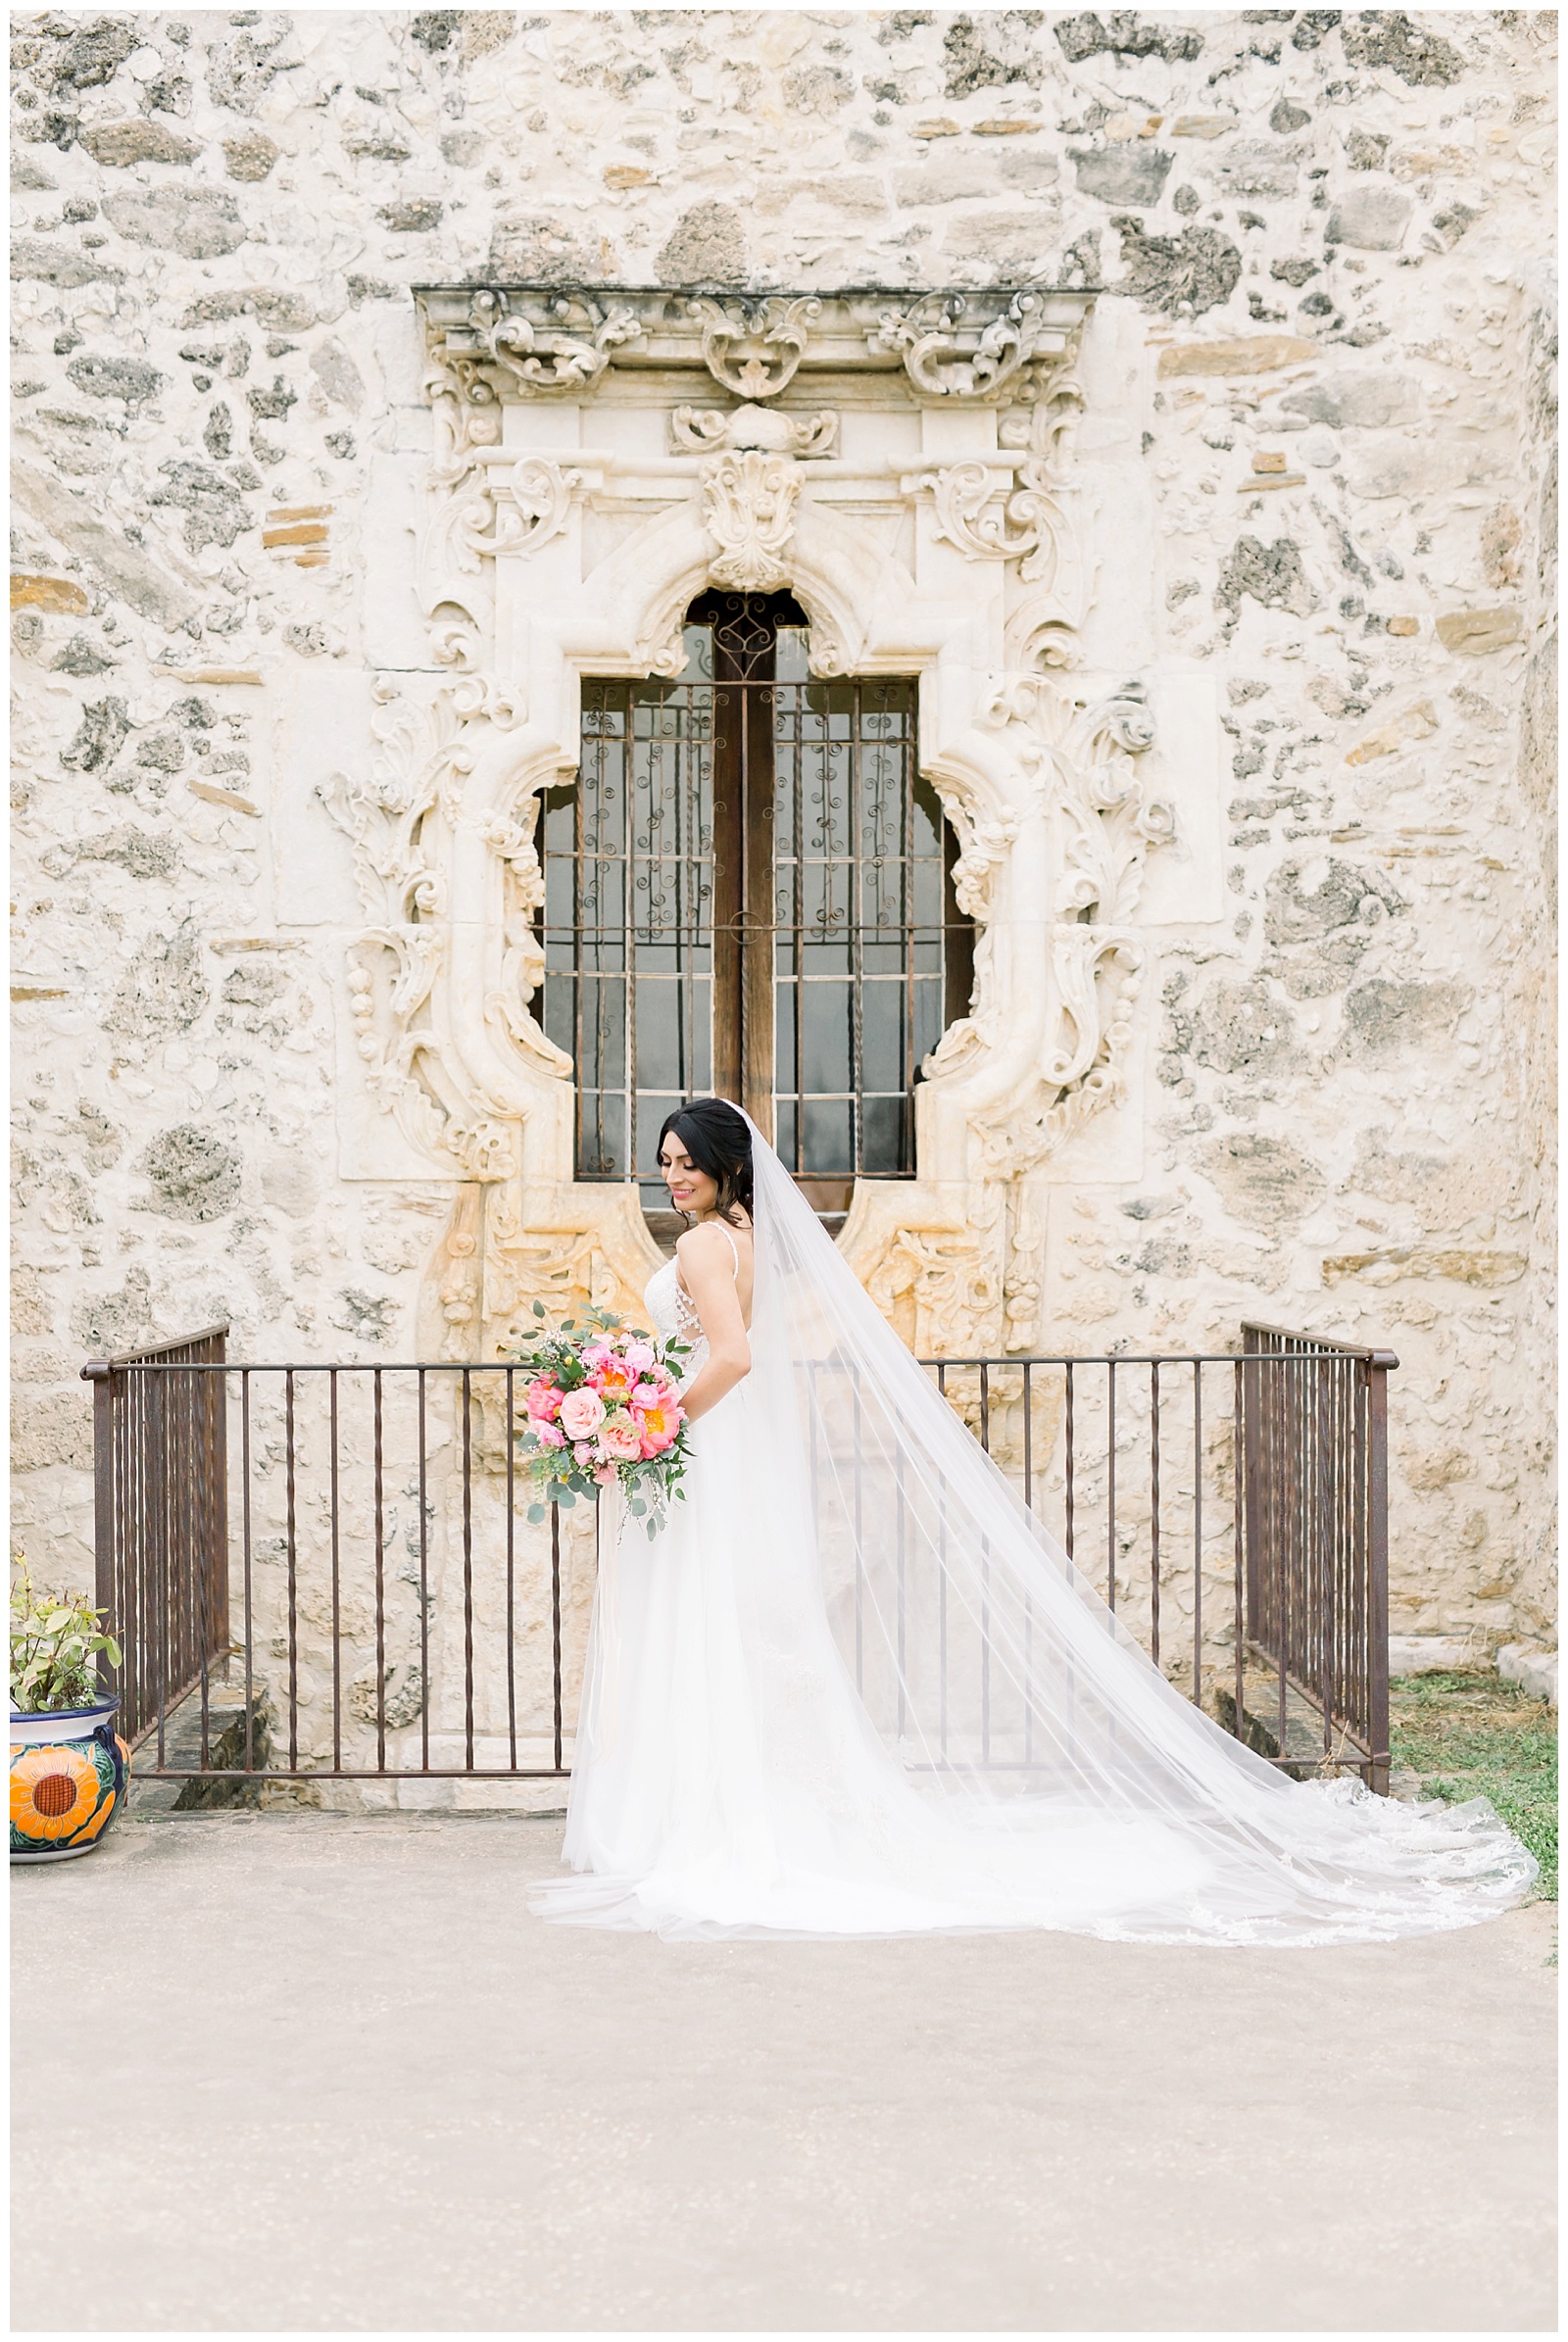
[{"left": 535, "top": 1119, "right": 1534, "bottom": 1944}]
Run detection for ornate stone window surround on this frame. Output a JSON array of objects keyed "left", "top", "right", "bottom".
[{"left": 326, "top": 285, "right": 1177, "bottom": 1357}]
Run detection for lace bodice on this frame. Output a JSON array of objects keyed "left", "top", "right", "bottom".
[
  {"left": 645, "top": 1228, "right": 739, "bottom": 1386},
  {"left": 645, "top": 1255, "right": 708, "bottom": 1374}
]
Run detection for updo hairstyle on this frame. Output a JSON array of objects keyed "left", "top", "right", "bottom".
[{"left": 657, "top": 1098, "right": 754, "bottom": 1225}]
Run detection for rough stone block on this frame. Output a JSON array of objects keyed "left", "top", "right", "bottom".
[
  {"left": 1070, "top": 145, "right": 1172, "bottom": 206},
  {"left": 1325, "top": 185, "right": 1413, "bottom": 251},
  {"left": 1497, "top": 1644, "right": 1559, "bottom": 1705},
  {"left": 1436, "top": 608, "right": 1523, "bottom": 656},
  {"left": 1388, "top": 1634, "right": 1485, "bottom": 1677}
]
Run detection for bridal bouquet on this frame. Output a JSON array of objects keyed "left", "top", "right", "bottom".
[{"left": 508, "top": 1302, "right": 692, "bottom": 1537}]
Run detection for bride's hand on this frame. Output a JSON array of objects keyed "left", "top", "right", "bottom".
[{"left": 673, "top": 1220, "right": 751, "bottom": 1423}]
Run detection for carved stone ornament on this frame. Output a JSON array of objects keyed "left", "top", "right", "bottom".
[
  {"left": 689, "top": 295, "right": 820, "bottom": 399},
  {"left": 873, "top": 291, "right": 1083, "bottom": 406},
  {"left": 671, "top": 403, "right": 838, "bottom": 456},
  {"left": 320, "top": 680, "right": 541, "bottom": 1181},
  {"left": 964, "top": 676, "right": 1175, "bottom": 1180},
  {"left": 702, "top": 450, "right": 801, "bottom": 592},
  {"left": 447, "top": 290, "right": 645, "bottom": 401},
  {"left": 912, "top": 460, "right": 1067, "bottom": 585},
  {"left": 418, "top": 285, "right": 1098, "bottom": 413}
]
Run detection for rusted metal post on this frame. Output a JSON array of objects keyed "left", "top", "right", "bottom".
[
  {"left": 1366, "top": 1349, "right": 1396, "bottom": 1795},
  {"left": 82, "top": 1361, "right": 117, "bottom": 1703}
]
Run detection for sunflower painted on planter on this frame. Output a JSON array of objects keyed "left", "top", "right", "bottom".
[{"left": 10, "top": 1558, "right": 129, "bottom": 1866}]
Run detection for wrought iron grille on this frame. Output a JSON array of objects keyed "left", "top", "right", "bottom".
[{"left": 539, "top": 593, "right": 973, "bottom": 1218}]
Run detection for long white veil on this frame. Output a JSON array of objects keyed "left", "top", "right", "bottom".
[{"left": 734, "top": 1110, "right": 1533, "bottom": 1943}]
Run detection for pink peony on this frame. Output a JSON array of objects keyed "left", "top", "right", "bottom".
[
  {"left": 525, "top": 1377, "right": 563, "bottom": 1421},
  {"left": 599, "top": 1411, "right": 643, "bottom": 1463},
  {"left": 559, "top": 1387, "right": 606, "bottom": 1440},
  {"left": 635, "top": 1399, "right": 682, "bottom": 1457},
  {"left": 536, "top": 1421, "right": 565, "bottom": 1450},
  {"left": 624, "top": 1340, "right": 656, "bottom": 1374}
]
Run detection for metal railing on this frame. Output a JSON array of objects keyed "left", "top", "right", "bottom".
[
  {"left": 82, "top": 1326, "right": 1394, "bottom": 1797},
  {"left": 83, "top": 1325, "right": 229, "bottom": 1750}
]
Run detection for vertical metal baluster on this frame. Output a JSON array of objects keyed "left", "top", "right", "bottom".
[
  {"left": 1150, "top": 1360, "right": 1161, "bottom": 1674},
  {"left": 462, "top": 1367, "right": 474, "bottom": 1772},
  {"left": 1022, "top": 1363, "right": 1033, "bottom": 1768},
  {"left": 552, "top": 1503, "right": 564, "bottom": 1773},
  {"left": 329, "top": 1367, "right": 342, "bottom": 1774},
  {"left": 1106, "top": 1359, "right": 1117, "bottom": 1615},
  {"left": 936, "top": 1363, "right": 948, "bottom": 1757},
  {"left": 1233, "top": 1359, "right": 1246, "bottom": 1746},
  {"left": 241, "top": 1369, "right": 255, "bottom": 1772},
  {"left": 1192, "top": 1364, "right": 1203, "bottom": 1711},
  {"left": 417, "top": 1369, "right": 430, "bottom": 1775},
  {"left": 284, "top": 1368, "right": 298, "bottom": 1773},
  {"left": 849, "top": 678, "right": 862, "bottom": 1178},
  {"left": 193, "top": 1363, "right": 213, "bottom": 1772},
  {"left": 506, "top": 1366, "right": 517, "bottom": 1771},
  {"left": 153, "top": 1368, "right": 169, "bottom": 1770},
  {"left": 978, "top": 1363, "right": 990, "bottom": 1766},
  {"left": 1276, "top": 1352, "right": 1289, "bottom": 1764},
  {"left": 372, "top": 1369, "right": 386, "bottom": 1775},
  {"left": 1368, "top": 1351, "right": 1393, "bottom": 1795}
]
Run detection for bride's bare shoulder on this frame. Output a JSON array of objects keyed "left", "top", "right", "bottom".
[{"left": 675, "top": 1217, "right": 752, "bottom": 1269}]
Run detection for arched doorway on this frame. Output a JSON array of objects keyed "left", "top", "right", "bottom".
[{"left": 536, "top": 591, "right": 974, "bottom": 1237}]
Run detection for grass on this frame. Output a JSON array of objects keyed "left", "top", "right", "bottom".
[{"left": 1390, "top": 1669, "right": 1558, "bottom": 1902}]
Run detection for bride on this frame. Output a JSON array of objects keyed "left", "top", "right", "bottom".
[{"left": 535, "top": 1098, "right": 1534, "bottom": 1944}]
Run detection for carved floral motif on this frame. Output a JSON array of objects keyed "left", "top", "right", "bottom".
[
  {"left": 873, "top": 292, "right": 1083, "bottom": 407},
  {"left": 701, "top": 450, "right": 801, "bottom": 593},
  {"left": 458, "top": 290, "right": 644, "bottom": 399},
  {"left": 689, "top": 296, "right": 820, "bottom": 399}
]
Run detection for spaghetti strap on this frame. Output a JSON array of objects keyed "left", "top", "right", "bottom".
[{"left": 720, "top": 1226, "right": 739, "bottom": 1277}]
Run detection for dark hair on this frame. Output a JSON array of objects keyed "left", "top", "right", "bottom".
[{"left": 657, "top": 1098, "right": 753, "bottom": 1225}]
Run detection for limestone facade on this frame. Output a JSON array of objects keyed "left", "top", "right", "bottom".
[{"left": 11, "top": 9, "right": 1557, "bottom": 1683}]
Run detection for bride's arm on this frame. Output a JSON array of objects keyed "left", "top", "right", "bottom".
[{"left": 673, "top": 1222, "right": 750, "bottom": 1423}]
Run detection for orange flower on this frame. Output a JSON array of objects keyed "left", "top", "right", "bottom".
[
  {"left": 73, "top": 1784, "right": 117, "bottom": 1844},
  {"left": 11, "top": 1744, "right": 101, "bottom": 1842}
]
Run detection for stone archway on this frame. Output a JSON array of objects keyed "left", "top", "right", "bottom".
[{"left": 321, "top": 286, "right": 1177, "bottom": 1363}]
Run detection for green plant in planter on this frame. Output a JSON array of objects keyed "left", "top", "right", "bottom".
[{"left": 10, "top": 1557, "right": 122, "bottom": 1714}]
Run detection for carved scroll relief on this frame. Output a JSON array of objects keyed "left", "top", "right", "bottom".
[
  {"left": 963, "top": 678, "right": 1175, "bottom": 1183},
  {"left": 319, "top": 681, "right": 542, "bottom": 1185},
  {"left": 702, "top": 450, "right": 801, "bottom": 593}
]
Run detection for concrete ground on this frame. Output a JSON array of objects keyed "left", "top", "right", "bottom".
[{"left": 12, "top": 1812, "right": 1557, "bottom": 2334}]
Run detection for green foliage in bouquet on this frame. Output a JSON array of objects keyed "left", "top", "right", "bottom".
[{"left": 10, "top": 1555, "right": 122, "bottom": 1714}]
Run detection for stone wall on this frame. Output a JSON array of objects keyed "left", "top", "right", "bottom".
[{"left": 11, "top": 8, "right": 1556, "bottom": 1666}]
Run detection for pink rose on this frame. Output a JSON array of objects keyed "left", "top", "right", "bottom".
[
  {"left": 630, "top": 1382, "right": 664, "bottom": 1411},
  {"left": 624, "top": 1340, "right": 656, "bottom": 1374},
  {"left": 599, "top": 1412, "right": 643, "bottom": 1463},
  {"left": 536, "top": 1421, "right": 565, "bottom": 1450},
  {"left": 525, "top": 1378, "right": 562, "bottom": 1421},
  {"left": 559, "top": 1388, "right": 606, "bottom": 1440},
  {"left": 572, "top": 1440, "right": 594, "bottom": 1467}
]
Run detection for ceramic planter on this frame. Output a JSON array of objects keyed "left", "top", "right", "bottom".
[{"left": 10, "top": 1700, "right": 129, "bottom": 1864}]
